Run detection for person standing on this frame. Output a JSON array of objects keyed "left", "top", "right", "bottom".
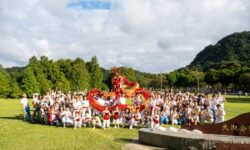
[
  {"left": 102, "top": 107, "right": 110, "bottom": 129},
  {"left": 113, "top": 107, "right": 120, "bottom": 128},
  {"left": 20, "top": 93, "right": 31, "bottom": 121},
  {"left": 215, "top": 104, "right": 225, "bottom": 124}
]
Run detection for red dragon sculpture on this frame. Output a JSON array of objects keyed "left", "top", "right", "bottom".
[{"left": 87, "top": 67, "right": 150, "bottom": 112}]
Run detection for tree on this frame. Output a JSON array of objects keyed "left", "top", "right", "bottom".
[
  {"left": 118, "top": 67, "right": 136, "bottom": 82},
  {"left": 56, "top": 58, "right": 73, "bottom": 80},
  {"left": 238, "top": 73, "right": 250, "bottom": 91},
  {"left": 166, "top": 73, "right": 177, "bottom": 87},
  {"left": 217, "top": 69, "right": 235, "bottom": 88},
  {"left": 0, "top": 65, "right": 11, "bottom": 97},
  {"left": 204, "top": 69, "right": 220, "bottom": 85},
  {"left": 87, "top": 56, "right": 103, "bottom": 89},
  {"left": 70, "top": 58, "right": 90, "bottom": 91},
  {"left": 8, "top": 80, "right": 21, "bottom": 98},
  {"left": 54, "top": 72, "right": 71, "bottom": 92},
  {"left": 36, "top": 73, "right": 52, "bottom": 95},
  {"left": 175, "top": 73, "right": 195, "bottom": 87},
  {"left": 21, "top": 67, "right": 40, "bottom": 97}
]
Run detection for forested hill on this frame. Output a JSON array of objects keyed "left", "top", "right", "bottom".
[{"left": 188, "top": 31, "right": 250, "bottom": 71}]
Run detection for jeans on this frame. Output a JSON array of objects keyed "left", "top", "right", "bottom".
[
  {"left": 160, "top": 116, "right": 169, "bottom": 124},
  {"left": 24, "top": 106, "right": 31, "bottom": 121}
]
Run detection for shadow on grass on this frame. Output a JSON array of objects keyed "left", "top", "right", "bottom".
[
  {"left": 0, "top": 115, "right": 21, "bottom": 120},
  {"left": 0, "top": 115, "right": 46, "bottom": 125},
  {"left": 226, "top": 97, "right": 250, "bottom": 103},
  {"left": 113, "top": 138, "right": 134, "bottom": 144}
]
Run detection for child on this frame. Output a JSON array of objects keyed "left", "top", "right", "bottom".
[
  {"left": 74, "top": 111, "right": 82, "bottom": 129},
  {"left": 82, "top": 111, "right": 92, "bottom": 127},
  {"left": 151, "top": 110, "right": 160, "bottom": 129},
  {"left": 130, "top": 108, "right": 141, "bottom": 129},
  {"left": 102, "top": 107, "right": 110, "bottom": 129},
  {"left": 113, "top": 107, "right": 120, "bottom": 128},
  {"left": 92, "top": 115, "right": 102, "bottom": 129},
  {"left": 215, "top": 104, "right": 225, "bottom": 124},
  {"left": 142, "top": 111, "right": 151, "bottom": 128}
]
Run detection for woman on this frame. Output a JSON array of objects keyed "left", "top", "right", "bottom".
[
  {"left": 122, "top": 108, "right": 132, "bottom": 128},
  {"left": 20, "top": 93, "right": 30, "bottom": 121}
]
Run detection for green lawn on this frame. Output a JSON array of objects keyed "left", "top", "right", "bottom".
[
  {"left": 224, "top": 95, "right": 250, "bottom": 120},
  {"left": 0, "top": 96, "right": 249, "bottom": 150}
]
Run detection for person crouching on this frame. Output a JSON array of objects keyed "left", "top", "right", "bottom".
[
  {"left": 82, "top": 111, "right": 92, "bottom": 127},
  {"left": 92, "top": 115, "right": 102, "bottom": 129},
  {"left": 129, "top": 108, "right": 141, "bottom": 129},
  {"left": 151, "top": 110, "right": 160, "bottom": 129},
  {"left": 61, "top": 107, "right": 73, "bottom": 128},
  {"left": 74, "top": 111, "right": 82, "bottom": 129}
]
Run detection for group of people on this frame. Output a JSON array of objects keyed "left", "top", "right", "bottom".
[{"left": 20, "top": 90, "right": 226, "bottom": 130}]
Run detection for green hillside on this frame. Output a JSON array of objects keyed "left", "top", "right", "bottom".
[{"left": 189, "top": 31, "right": 250, "bottom": 71}]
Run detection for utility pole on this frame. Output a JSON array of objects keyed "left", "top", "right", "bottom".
[{"left": 196, "top": 69, "right": 200, "bottom": 93}]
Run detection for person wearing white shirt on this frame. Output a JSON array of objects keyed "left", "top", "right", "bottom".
[
  {"left": 61, "top": 107, "right": 73, "bottom": 128},
  {"left": 118, "top": 94, "right": 127, "bottom": 105},
  {"left": 20, "top": 93, "right": 30, "bottom": 121},
  {"left": 81, "top": 95, "right": 91, "bottom": 118},
  {"left": 215, "top": 104, "right": 226, "bottom": 124},
  {"left": 217, "top": 92, "right": 226, "bottom": 110},
  {"left": 155, "top": 95, "right": 164, "bottom": 111},
  {"left": 210, "top": 94, "right": 218, "bottom": 123},
  {"left": 73, "top": 97, "right": 82, "bottom": 118},
  {"left": 134, "top": 95, "right": 143, "bottom": 108},
  {"left": 130, "top": 108, "right": 141, "bottom": 129},
  {"left": 200, "top": 105, "right": 214, "bottom": 124},
  {"left": 148, "top": 96, "right": 156, "bottom": 116},
  {"left": 97, "top": 96, "right": 105, "bottom": 106}
]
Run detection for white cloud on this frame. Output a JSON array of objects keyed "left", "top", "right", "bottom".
[{"left": 0, "top": 0, "right": 250, "bottom": 73}]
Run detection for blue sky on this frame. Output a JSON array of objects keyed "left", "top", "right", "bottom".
[
  {"left": 67, "top": 0, "right": 111, "bottom": 10},
  {"left": 0, "top": 0, "right": 250, "bottom": 73}
]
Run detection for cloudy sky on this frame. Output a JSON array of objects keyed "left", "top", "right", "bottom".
[{"left": 0, "top": 0, "right": 250, "bottom": 73}]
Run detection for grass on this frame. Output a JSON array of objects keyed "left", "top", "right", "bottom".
[
  {"left": 0, "top": 95, "right": 250, "bottom": 150},
  {"left": 224, "top": 95, "right": 250, "bottom": 120}
]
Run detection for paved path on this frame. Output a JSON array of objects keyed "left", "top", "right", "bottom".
[{"left": 122, "top": 138, "right": 168, "bottom": 150}]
